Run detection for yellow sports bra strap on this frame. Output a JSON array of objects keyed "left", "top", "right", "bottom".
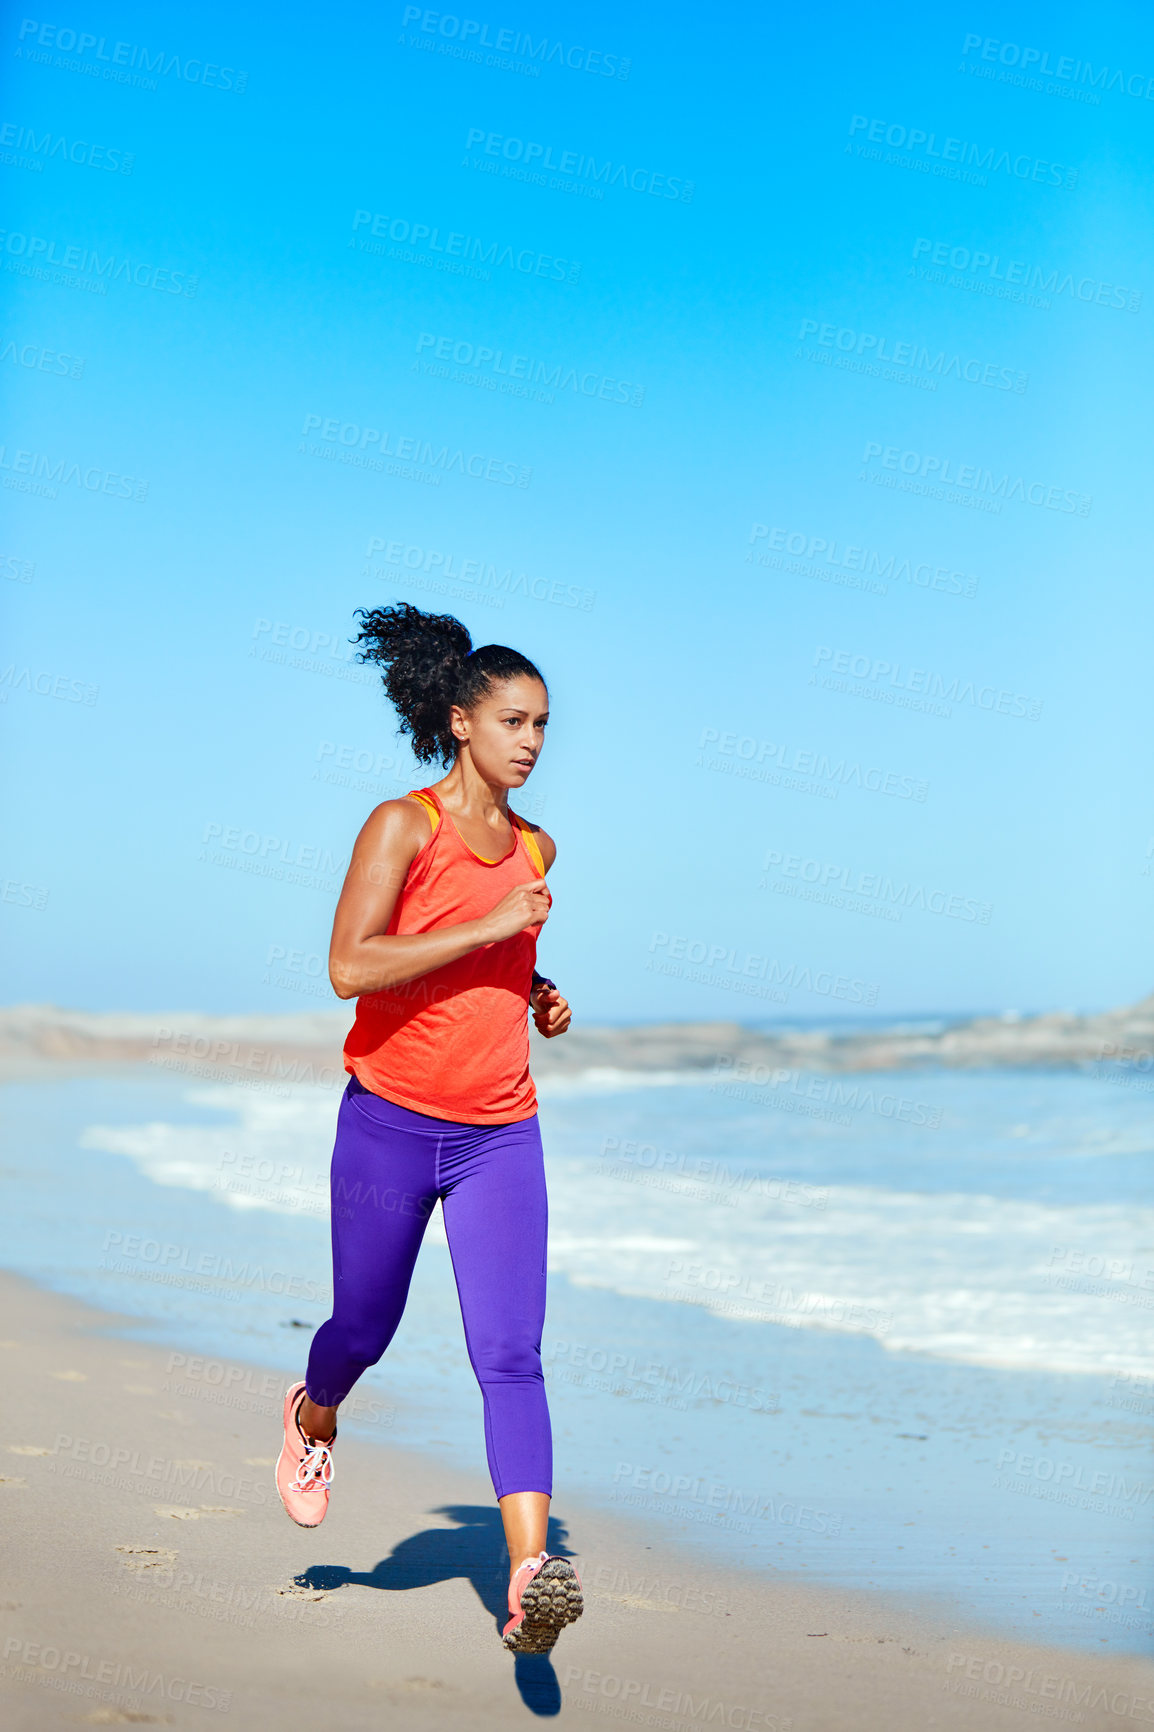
[
  {"left": 406, "top": 789, "right": 441, "bottom": 835},
  {"left": 512, "top": 813, "right": 545, "bottom": 876}
]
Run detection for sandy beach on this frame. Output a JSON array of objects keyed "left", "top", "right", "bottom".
[{"left": 2, "top": 1268, "right": 1151, "bottom": 1730}]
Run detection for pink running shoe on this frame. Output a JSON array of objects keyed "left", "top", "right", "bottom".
[
  {"left": 502, "top": 1552, "right": 583, "bottom": 1653},
  {"left": 275, "top": 1380, "right": 336, "bottom": 1528}
]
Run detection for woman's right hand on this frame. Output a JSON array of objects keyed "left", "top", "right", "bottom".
[{"left": 480, "top": 879, "right": 552, "bottom": 943}]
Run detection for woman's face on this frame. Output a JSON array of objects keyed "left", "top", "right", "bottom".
[{"left": 451, "top": 676, "right": 549, "bottom": 787}]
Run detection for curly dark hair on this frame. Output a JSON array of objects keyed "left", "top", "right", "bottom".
[{"left": 351, "top": 602, "right": 546, "bottom": 766}]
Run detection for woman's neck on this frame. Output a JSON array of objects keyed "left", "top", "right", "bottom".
[{"left": 433, "top": 752, "right": 509, "bottom": 819}]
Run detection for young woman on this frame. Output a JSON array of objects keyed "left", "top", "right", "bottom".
[{"left": 274, "top": 602, "right": 583, "bottom": 1655}]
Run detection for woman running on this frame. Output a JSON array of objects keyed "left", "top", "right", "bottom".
[{"left": 274, "top": 602, "right": 583, "bottom": 1655}]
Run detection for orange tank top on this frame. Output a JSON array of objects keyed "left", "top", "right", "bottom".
[{"left": 342, "top": 786, "right": 548, "bottom": 1124}]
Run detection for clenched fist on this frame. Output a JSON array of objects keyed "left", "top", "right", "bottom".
[
  {"left": 480, "top": 878, "right": 553, "bottom": 944},
  {"left": 530, "top": 983, "right": 571, "bottom": 1039}
]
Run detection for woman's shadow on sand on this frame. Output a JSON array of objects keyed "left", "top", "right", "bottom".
[{"left": 295, "top": 1503, "right": 578, "bottom": 1716}]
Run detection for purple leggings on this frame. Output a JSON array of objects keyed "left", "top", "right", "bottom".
[{"left": 305, "top": 1075, "right": 551, "bottom": 1499}]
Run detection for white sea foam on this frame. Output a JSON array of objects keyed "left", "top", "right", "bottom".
[
  {"left": 80, "top": 1087, "right": 339, "bottom": 1223},
  {"left": 78, "top": 1078, "right": 1154, "bottom": 1378}
]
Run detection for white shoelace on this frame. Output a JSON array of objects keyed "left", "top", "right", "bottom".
[{"left": 290, "top": 1439, "right": 335, "bottom": 1493}]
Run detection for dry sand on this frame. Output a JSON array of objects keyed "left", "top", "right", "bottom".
[{"left": 1, "top": 1269, "right": 1150, "bottom": 1730}]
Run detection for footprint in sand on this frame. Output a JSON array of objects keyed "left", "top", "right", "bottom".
[
  {"left": 83, "top": 1710, "right": 170, "bottom": 1724},
  {"left": 115, "top": 1546, "right": 179, "bottom": 1572},
  {"left": 368, "top": 1677, "right": 450, "bottom": 1692},
  {"left": 593, "top": 1592, "right": 679, "bottom": 1613},
  {"left": 153, "top": 1505, "right": 244, "bottom": 1520}
]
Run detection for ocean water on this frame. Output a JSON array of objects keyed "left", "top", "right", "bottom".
[{"left": 2, "top": 1061, "right": 1151, "bottom": 1652}]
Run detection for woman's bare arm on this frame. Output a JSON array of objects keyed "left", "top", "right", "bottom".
[{"left": 328, "top": 800, "right": 552, "bottom": 999}]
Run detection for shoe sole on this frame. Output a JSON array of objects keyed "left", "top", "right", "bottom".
[{"left": 503, "top": 1558, "right": 583, "bottom": 1654}]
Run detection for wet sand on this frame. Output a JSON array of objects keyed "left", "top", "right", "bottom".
[{"left": 2, "top": 1268, "right": 1150, "bottom": 1730}]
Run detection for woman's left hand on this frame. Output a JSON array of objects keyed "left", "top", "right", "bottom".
[{"left": 531, "top": 984, "right": 571, "bottom": 1038}]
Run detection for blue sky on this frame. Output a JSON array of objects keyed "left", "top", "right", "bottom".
[{"left": 2, "top": 0, "right": 1152, "bottom": 1021}]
